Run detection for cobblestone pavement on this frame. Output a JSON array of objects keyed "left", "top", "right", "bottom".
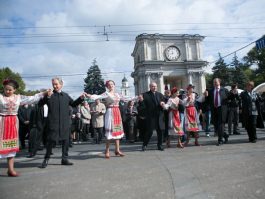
[{"left": 0, "top": 127, "right": 265, "bottom": 199}]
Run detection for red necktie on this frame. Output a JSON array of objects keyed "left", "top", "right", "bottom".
[{"left": 214, "top": 89, "right": 219, "bottom": 107}]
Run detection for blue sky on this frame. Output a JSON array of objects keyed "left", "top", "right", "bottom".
[{"left": 0, "top": 0, "right": 265, "bottom": 96}]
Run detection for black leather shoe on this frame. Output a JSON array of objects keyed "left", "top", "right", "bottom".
[
  {"left": 224, "top": 137, "right": 229, "bottom": 144},
  {"left": 61, "top": 159, "right": 73, "bottom": 166},
  {"left": 216, "top": 141, "right": 223, "bottom": 146},
  {"left": 40, "top": 159, "right": 49, "bottom": 168},
  {"left": 27, "top": 153, "right": 36, "bottom": 158},
  {"left": 141, "top": 145, "right": 147, "bottom": 152},
  {"left": 157, "top": 146, "right": 164, "bottom": 151}
]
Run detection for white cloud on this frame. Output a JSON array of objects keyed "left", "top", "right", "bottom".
[{"left": 0, "top": 0, "right": 265, "bottom": 97}]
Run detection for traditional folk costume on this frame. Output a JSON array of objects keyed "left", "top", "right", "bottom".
[
  {"left": 183, "top": 93, "right": 201, "bottom": 132},
  {"left": 163, "top": 97, "right": 184, "bottom": 136},
  {"left": 91, "top": 92, "right": 125, "bottom": 140},
  {"left": 182, "top": 92, "right": 204, "bottom": 146},
  {"left": 0, "top": 93, "right": 43, "bottom": 158}
]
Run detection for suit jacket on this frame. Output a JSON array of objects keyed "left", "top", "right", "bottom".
[
  {"left": 39, "top": 91, "right": 83, "bottom": 141},
  {"left": 143, "top": 90, "right": 165, "bottom": 119},
  {"left": 206, "top": 87, "right": 229, "bottom": 123},
  {"left": 240, "top": 90, "right": 264, "bottom": 128},
  {"left": 18, "top": 106, "right": 32, "bottom": 126}
]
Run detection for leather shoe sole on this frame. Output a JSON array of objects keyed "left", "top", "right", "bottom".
[
  {"left": 142, "top": 146, "right": 146, "bottom": 151},
  {"left": 61, "top": 160, "right": 74, "bottom": 166},
  {"left": 40, "top": 159, "right": 49, "bottom": 168}
]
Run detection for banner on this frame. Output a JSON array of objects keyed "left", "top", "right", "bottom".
[{"left": 256, "top": 37, "right": 265, "bottom": 50}]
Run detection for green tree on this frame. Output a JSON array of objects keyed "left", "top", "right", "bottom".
[
  {"left": 84, "top": 59, "right": 105, "bottom": 95},
  {"left": 211, "top": 53, "right": 232, "bottom": 86},
  {"left": 205, "top": 73, "right": 213, "bottom": 89},
  {"left": 230, "top": 53, "right": 249, "bottom": 89},
  {"left": 243, "top": 41, "right": 265, "bottom": 86},
  {"left": 0, "top": 67, "right": 25, "bottom": 93}
]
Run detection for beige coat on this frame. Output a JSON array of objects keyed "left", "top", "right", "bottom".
[
  {"left": 91, "top": 102, "right": 106, "bottom": 128},
  {"left": 80, "top": 105, "right": 91, "bottom": 124}
]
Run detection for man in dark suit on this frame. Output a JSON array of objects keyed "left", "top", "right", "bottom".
[
  {"left": 205, "top": 78, "right": 229, "bottom": 146},
  {"left": 140, "top": 82, "right": 165, "bottom": 151},
  {"left": 18, "top": 104, "right": 33, "bottom": 149},
  {"left": 40, "top": 77, "right": 85, "bottom": 168},
  {"left": 240, "top": 81, "right": 264, "bottom": 143}
]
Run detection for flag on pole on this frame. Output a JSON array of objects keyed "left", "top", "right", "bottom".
[{"left": 256, "top": 37, "right": 265, "bottom": 50}]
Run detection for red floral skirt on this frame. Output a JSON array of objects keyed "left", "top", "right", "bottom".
[
  {"left": 185, "top": 106, "right": 199, "bottom": 132},
  {"left": 0, "top": 115, "right": 19, "bottom": 155},
  {"left": 171, "top": 109, "right": 184, "bottom": 136}
]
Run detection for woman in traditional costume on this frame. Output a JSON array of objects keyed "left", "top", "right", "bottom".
[
  {"left": 161, "top": 87, "right": 184, "bottom": 148},
  {"left": 182, "top": 84, "right": 203, "bottom": 146},
  {"left": 89, "top": 80, "right": 129, "bottom": 158},
  {"left": 0, "top": 79, "right": 47, "bottom": 176}
]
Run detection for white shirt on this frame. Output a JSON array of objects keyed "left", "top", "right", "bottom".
[{"left": 43, "top": 104, "right": 48, "bottom": 117}]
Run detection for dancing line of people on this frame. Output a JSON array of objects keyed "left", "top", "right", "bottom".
[{"left": 0, "top": 77, "right": 264, "bottom": 177}]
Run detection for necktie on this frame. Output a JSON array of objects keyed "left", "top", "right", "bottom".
[{"left": 214, "top": 89, "right": 219, "bottom": 107}]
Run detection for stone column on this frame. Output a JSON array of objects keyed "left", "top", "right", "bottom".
[
  {"left": 145, "top": 72, "right": 151, "bottom": 92},
  {"left": 158, "top": 72, "right": 164, "bottom": 93},
  {"left": 198, "top": 71, "right": 206, "bottom": 95},
  {"left": 188, "top": 71, "right": 193, "bottom": 84},
  {"left": 195, "top": 40, "right": 201, "bottom": 60},
  {"left": 184, "top": 39, "right": 190, "bottom": 60},
  {"left": 144, "top": 40, "right": 148, "bottom": 61}
]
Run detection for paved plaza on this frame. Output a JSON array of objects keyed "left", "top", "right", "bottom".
[{"left": 1, "top": 128, "right": 265, "bottom": 199}]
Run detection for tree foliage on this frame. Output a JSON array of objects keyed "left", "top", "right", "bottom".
[
  {"left": 230, "top": 53, "right": 249, "bottom": 89},
  {"left": 0, "top": 67, "right": 25, "bottom": 93},
  {"left": 243, "top": 44, "right": 265, "bottom": 86},
  {"left": 84, "top": 59, "right": 106, "bottom": 95},
  {"left": 211, "top": 53, "right": 232, "bottom": 86}
]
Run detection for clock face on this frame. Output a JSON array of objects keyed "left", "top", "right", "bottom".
[{"left": 165, "top": 46, "right": 180, "bottom": 61}]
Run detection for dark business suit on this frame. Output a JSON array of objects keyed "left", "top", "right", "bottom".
[
  {"left": 39, "top": 91, "right": 83, "bottom": 161},
  {"left": 142, "top": 90, "right": 165, "bottom": 148},
  {"left": 240, "top": 90, "right": 264, "bottom": 142},
  {"left": 206, "top": 87, "right": 229, "bottom": 144}
]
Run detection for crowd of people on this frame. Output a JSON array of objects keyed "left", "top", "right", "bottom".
[{"left": 0, "top": 77, "right": 264, "bottom": 177}]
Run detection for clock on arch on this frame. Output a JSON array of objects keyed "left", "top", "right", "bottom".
[{"left": 164, "top": 46, "right": 180, "bottom": 61}]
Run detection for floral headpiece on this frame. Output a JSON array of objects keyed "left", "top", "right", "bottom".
[{"left": 2, "top": 78, "right": 19, "bottom": 89}]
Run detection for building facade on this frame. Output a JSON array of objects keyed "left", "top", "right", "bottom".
[
  {"left": 131, "top": 34, "right": 207, "bottom": 95},
  {"left": 121, "top": 75, "right": 130, "bottom": 97}
]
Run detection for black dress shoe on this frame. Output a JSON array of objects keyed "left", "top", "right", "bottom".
[
  {"left": 27, "top": 153, "right": 36, "bottom": 158},
  {"left": 216, "top": 141, "right": 223, "bottom": 146},
  {"left": 141, "top": 145, "right": 147, "bottom": 151},
  {"left": 157, "top": 146, "right": 164, "bottom": 151},
  {"left": 224, "top": 135, "right": 229, "bottom": 144},
  {"left": 40, "top": 159, "right": 49, "bottom": 168},
  {"left": 61, "top": 159, "right": 73, "bottom": 166}
]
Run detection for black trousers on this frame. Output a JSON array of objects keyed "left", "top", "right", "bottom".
[
  {"left": 137, "top": 118, "right": 146, "bottom": 141},
  {"left": 93, "top": 127, "right": 103, "bottom": 143},
  {"left": 19, "top": 125, "right": 30, "bottom": 147},
  {"left": 245, "top": 115, "right": 257, "bottom": 142},
  {"left": 45, "top": 139, "right": 69, "bottom": 160},
  {"left": 29, "top": 128, "right": 42, "bottom": 154},
  {"left": 143, "top": 117, "right": 162, "bottom": 147},
  {"left": 163, "top": 111, "right": 169, "bottom": 139},
  {"left": 213, "top": 107, "right": 228, "bottom": 142}
]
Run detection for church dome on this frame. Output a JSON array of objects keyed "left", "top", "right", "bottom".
[{"left": 122, "top": 76, "right": 128, "bottom": 82}]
